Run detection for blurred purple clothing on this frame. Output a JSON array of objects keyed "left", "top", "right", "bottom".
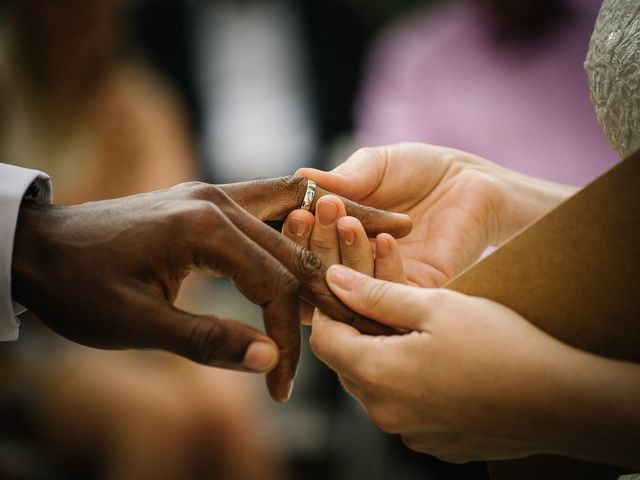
[{"left": 355, "top": 0, "right": 618, "bottom": 185}]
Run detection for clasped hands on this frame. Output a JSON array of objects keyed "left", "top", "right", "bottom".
[
  {"left": 12, "top": 175, "right": 411, "bottom": 402},
  {"left": 14, "top": 143, "right": 639, "bottom": 467}
]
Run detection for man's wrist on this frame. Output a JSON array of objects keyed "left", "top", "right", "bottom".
[{"left": 11, "top": 201, "right": 50, "bottom": 310}]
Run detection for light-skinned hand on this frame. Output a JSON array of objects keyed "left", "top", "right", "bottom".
[
  {"left": 297, "top": 143, "right": 577, "bottom": 286},
  {"left": 310, "top": 265, "right": 640, "bottom": 468}
]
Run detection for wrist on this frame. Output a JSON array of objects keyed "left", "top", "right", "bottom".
[
  {"left": 11, "top": 201, "right": 53, "bottom": 310},
  {"left": 494, "top": 169, "right": 578, "bottom": 244},
  {"left": 521, "top": 342, "right": 640, "bottom": 468}
]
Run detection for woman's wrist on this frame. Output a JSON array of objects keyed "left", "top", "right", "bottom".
[
  {"left": 494, "top": 169, "right": 578, "bottom": 244},
  {"left": 523, "top": 341, "right": 640, "bottom": 468}
]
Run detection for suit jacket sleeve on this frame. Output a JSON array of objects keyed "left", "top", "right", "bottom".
[{"left": 0, "top": 163, "right": 51, "bottom": 341}]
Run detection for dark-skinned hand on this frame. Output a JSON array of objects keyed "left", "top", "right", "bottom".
[{"left": 11, "top": 176, "right": 411, "bottom": 401}]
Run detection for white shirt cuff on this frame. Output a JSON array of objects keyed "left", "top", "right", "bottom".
[{"left": 0, "top": 163, "right": 52, "bottom": 341}]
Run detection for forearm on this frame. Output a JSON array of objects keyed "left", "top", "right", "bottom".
[{"left": 531, "top": 345, "right": 640, "bottom": 468}]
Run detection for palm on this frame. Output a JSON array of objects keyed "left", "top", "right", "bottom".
[
  {"left": 392, "top": 174, "right": 497, "bottom": 287},
  {"left": 299, "top": 144, "right": 500, "bottom": 287}
]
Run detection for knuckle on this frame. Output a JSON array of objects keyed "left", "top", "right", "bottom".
[
  {"left": 369, "top": 404, "right": 397, "bottom": 433},
  {"left": 185, "top": 181, "right": 227, "bottom": 203},
  {"left": 297, "top": 248, "right": 325, "bottom": 281},
  {"left": 364, "top": 280, "right": 391, "bottom": 312},
  {"left": 424, "top": 288, "right": 455, "bottom": 314},
  {"left": 185, "top": 201, "right": 224, "bottom": 230},
  {"left": 276, "top": 268, "right": 300, "bottom": 298},
  {"left": 172, "top": 180, "right": 204, "bottom": 193},
  {"left": 425, "top": 288, "right": 446, "bottom": 305},
  {"left": 353, "top": 147, "right": 375, "bottom": 161},
  {"left": 340, "top": 247, "right": 364, "bottom": 266},
  {"left": 309, "top": 236, "right": 338, "bottom": 253},
  {"left": 186, "top": 319, "right": 226, "bottom": 365},
  {"left": 257, "top": 176, "right": 307, "bottom": 209},
  {"left": 352, "top": 146, "right": 388, "bottom": 168},
  {"left": 276, "top": 175, "right": 305, "bottom": 191}
]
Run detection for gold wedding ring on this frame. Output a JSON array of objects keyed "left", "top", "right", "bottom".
[{"left": 301, "top": 179, "right": 316, "bottom": 210}]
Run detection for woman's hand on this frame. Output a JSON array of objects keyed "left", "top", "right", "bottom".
[
  {"left": 310, "top": 268, "right": 563, "bottom": 461},
  {"left": 310, "top": 266, "right": 640, "bottom": 468},
  {"left": 297, "top": 143, "right": 577, "bottom": 286}
]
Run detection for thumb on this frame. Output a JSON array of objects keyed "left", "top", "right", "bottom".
[
  {"left": 325, "top": 265, "right": 429, "bottom": 331},
  {"left": 296, "top": 147, "right": 387, "bottom": 202},
  {"left": 154, "top": 305, "right": 280, "bottom": 374}
]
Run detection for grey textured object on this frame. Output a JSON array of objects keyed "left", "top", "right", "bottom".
[{"left": 585, "top": 0, "right": 640, "bottom": 157}]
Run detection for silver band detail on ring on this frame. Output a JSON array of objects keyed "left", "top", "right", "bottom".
[{"left": 301, "top": 179, "right": 316, "bottom": 210}]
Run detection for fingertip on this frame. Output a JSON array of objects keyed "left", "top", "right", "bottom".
[
  {"left": 284, "top": 209, "right": 314, "bottom": 240},
  {"left": 269, "top": 379, "right": 294, "bottom": 403},
  {"left": 295, "top": 167, "right": 324, "bottom": 178},
  {"left": 243, "top": 340, "right": 279, "bottom": 373},
  {"left": 336, "top": 216, "right": 366, "bottom": 241},
  {"left": 285, "top": 380, "right": 294, "bottom": 402},
  {"left": 375, "top": 234, "right": 393, "bottom": 259},
  {"left": 326, "top": 264, "right": 362, "bottom": 292},
  {"left": 337, "top": 222, "right": 355, "bottom": 246},
  {"left": 375, "top": 233, "right": 407, "bottom": 284},
  {"left": 316, "top": 194, "right": 346, "bottom": 212},
  {"left": 390, "top": 214, "right": 413, "bottom": 238},
  {"left": 315, "top": 196, "right": 340, "bottom": 226},
  {"left": 310, "top": 306, "right": 332, "bottom": 328},
  {"left": 290, "top": 208, "right": 315, "bottom": 222},
  {"left": 336, "top": 215, "right": 363, "bottom": 230},
  {"left": 267, "top": 373, "right": 295, "bottom": 402}
]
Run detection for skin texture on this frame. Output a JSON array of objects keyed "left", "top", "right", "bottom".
[
  {"left": 297, "top": 143, "right": 577, "bottom": 287},
  {"left": 311, "top": 267, "right": 640, "bottom": 469},
  {"left": 11, "top": 176, "right": 411, "bottom": 402},
  {"left": 287, "top": 144, "right": 640, "bottom": 468}
]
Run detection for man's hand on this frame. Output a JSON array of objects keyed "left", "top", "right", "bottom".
[
  {"left": 11, "top": 178, "right": 411, "bottom": 402},
  {"left": 297, "top": 143, "right": 577, "bottom": 286}
]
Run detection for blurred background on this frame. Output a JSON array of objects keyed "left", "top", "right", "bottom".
[{"left": 0, "top": 0, "right": 618, "bottom": 479}]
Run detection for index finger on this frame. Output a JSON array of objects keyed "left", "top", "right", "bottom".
[
  {"left": 309, "top": 309, "right": 365, "bottom": 376},
  {"left": 209, "top": 189, "right": 397, "bottom": 336},
  {"left": 218, "top": 176, "right": 413, "bottom": 238}
]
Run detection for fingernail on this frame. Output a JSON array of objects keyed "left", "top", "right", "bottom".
[
  {"left": 285, "top": 380, "right": 294, "bottom": 401},
  {"left": 243, "top": 341, "right": 278, "bottom": 372},
  {"left": 338, "top": 226, "right": 355, "bottom": 245},
  {"left": 327, "top": 265, "right": 359, "bottom": 290},
  {"left": 376, "top": 236, "right": 390, "bottom": 258},
  {"left": 289, "top": 218, "right": 308, "bottom": 237},
  {"left": 317, "top": 201, "right": 338, "bottom": 226}
]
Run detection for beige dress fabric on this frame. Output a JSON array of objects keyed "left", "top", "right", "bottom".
[{"left": 586, "top": 0, "right": 640, "bottom": 158}]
